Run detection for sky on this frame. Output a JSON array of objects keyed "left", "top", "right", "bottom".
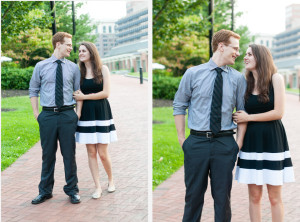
[
  {"left": 235, "top": 0, "right": 300, "bottom": 35},
  {"left": 77, "top": 1, "right": 127, "bottom": 22}
]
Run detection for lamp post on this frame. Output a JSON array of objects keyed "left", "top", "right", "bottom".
[
  {"left": 72, "top": 1, "right": 77, "bottom": 64},
  {"left": 231, "top": 0, "right": 234, "bottom": 31},
  {"left": 50, "top": 1, "right": 57, "bottom": 35},
  {"left": 209, "top": 0, "right": 214, "bottom": 58}
]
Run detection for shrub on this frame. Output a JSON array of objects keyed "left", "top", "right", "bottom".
[
  {"left": 1, "top": 67, "right": 34, "bottom": 90},
  {"left": 153, "top": 69, "right": 172, "bottom": 76},
  {"left": 153, "top": 75, "right": 182, "bottom": 100}
]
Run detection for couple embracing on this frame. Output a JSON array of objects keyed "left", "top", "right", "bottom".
[
  {"left": 29, "top": 32, "right": 117, "bottom": 204},
  {"left": 174, "top": 29, "right": 295, "bottom": 221}
]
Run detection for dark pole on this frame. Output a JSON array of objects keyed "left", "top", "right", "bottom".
[
  {"left": 139, "top": 67, "right": 143, "bottom": 84},
  {"left": 231, "top": 0, "right": 234, "bottom": 31},
  {"left": 72, "top": 1, "right": 77, "bottom": 63},
  {"left": 209, "top": 0, "right": 214, "bottom": 58},
  {"left": 50, "top": 1, "right": 57, "bottom": 35}
]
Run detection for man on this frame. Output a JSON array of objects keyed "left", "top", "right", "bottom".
[
  {"left": 173, "top": 29, "right": 247, "bottom": 221},
  {"left": 29, "top": 32, "right": 81, "bottom": 204}
]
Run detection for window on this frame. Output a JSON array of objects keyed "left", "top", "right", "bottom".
[
  {"left": 103, "top": 26, "right": 106, "bottom": 33},
  {"left": 109, "top": 26, "right": 112, "bottom": 33},
  {"left": 260, "top": 40, "right": 264, "bottom": 45},
  {"left": 266, "top": 40, "right": 269, "bottom": 47}
]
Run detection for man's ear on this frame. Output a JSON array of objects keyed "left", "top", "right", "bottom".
[
  {"left": 218, "top": 43, "right": 224, "bottom": 52},
  {"left": 56, "top": 42, "right": 61, "bottom": 49}
]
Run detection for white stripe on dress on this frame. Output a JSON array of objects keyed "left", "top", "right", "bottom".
[
  {"left": 238, "top": 151, "right": 291, "bottom": 161},
  {"left": 76, "top": 130, "right": 117, "bottom": 144},
  {"left": 77, "top": 119, "right": 115, "bottom": 127},
  {"left": 235, "top": 166, "right": 295, "bottom": 185}
]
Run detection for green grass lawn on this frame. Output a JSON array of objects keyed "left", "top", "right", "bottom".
[
  {"left": 286, "top": 88, "right": 299, "bottom": 94},
  {"left": 1, "top": 96, "right": 41, "bottom": 171},
  {"left": 127, "top": 72, "right": 148, "bottom": 79},
  {"left": 153, "top": 107, "right": 189, "bottom": 190}
]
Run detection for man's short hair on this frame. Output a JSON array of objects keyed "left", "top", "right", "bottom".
[
  {"left": 52, "top": 32, "right": 72, "bottom": 49},
  {"left": 212, "top": 29, "right": 240, "bottom": 53}
]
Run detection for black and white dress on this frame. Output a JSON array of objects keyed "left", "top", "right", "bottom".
[
  {"left": 75, "top": 78, "right": 117, "bottom": 144},
  {"left": 235, "top": 85, "right": 295, "bottom": 185}
]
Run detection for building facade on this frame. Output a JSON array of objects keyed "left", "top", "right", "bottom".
[
  {"left": 273, "top": 4, "right": 300, "bottom": 89},
  {"left": 95, "top": 21, "right": 117, "bottom": 58},
  {"left": 102, "top": 1, "right": 148, "bottom": 73},
  {"left": 253, "top": 34, "right": 274, "bottom": 49}
]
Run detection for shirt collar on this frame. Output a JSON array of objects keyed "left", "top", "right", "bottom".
[
  {"left": 208, "top": 58, "right": 229, "bottom": 73},
  {"left": 51, "top": 54, "right": 66, "bottom": 64}
]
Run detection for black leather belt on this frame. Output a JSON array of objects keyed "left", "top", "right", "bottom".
[
  {"left": 190, "top": 129, "right": 235, "bottom": 138},
  {"left": 43, "top": 105, "right": 75, "bottom": 112}
]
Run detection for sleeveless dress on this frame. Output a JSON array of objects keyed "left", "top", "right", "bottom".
[
  {"left": 75, "top": 78, "right": 117, "bottom": 144},
  {"left": 235, "top": 85, "right": 295, "bottom": 185}
]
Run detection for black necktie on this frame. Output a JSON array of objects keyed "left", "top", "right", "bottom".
[
  {"left": 210, "top": 67, "right": 223, "bottom": 135},
  {"left": 55, "top": 60, "right": 64, "bottom": 108}
]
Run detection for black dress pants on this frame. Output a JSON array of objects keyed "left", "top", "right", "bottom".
[
  {"left": 182, "top": 134, "right": 239, "bottom": 222},
  {"left": 37, "top": 109, "right": 79, "bottom": 196}
]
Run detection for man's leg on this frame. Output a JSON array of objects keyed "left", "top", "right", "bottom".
[
  {"left": 210, "top": 136, "right": 239, "bottom": 222},
  {"left": 58, "top": 109, "right": 79, "bottom": 195},
  {"left": 38, "top": 111, "right": 59, "bottom": 195},
  {"left": 182, "top": 135, "right": 211, "bottom": 222}
]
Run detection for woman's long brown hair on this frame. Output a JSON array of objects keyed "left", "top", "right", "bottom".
[
  {"left": 244, "top": 44, "right": 277, "bottom": 103},
  {"left": 79, "top": 42, "right": 103, "bottom": 84}
]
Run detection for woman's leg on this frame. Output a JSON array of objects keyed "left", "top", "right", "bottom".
[
  {"left": 97, "top": 143, "right": 114, "bottom": 186},
  {"left": 86, "top": 144, "right": 102, "bottom": 193},
  {"left": 248, "top": 184, "right": 263, "bottom": 222},
  {"left": 267, "top": 185, "right": 284, "bottom": 222}
]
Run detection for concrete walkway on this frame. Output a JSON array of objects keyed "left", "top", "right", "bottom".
[
  {"left": 153, "top": 93, "right": 300, "bottom": 222},
  {"left": 2, "top": 75, "right": 148, "bottom": 222}
]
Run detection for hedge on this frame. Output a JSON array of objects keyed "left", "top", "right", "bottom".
[
  {"left": 153, "top": 75, "right": 182, "bottom": 100},
  {"left": 1, "top": 67, "right": 34, "bottom": 90}
]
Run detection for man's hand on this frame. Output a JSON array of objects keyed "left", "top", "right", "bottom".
[
  {"left": 34, "top": 112, "right": 39, "bottom": 120},
  {"left": 178, "top": 137, "right": 185, "bottom": 148}
]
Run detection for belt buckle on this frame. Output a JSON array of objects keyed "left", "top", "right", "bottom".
[
  {"left": 54, "top": 108, "right": 59, "bottom": 112},
  {"left": 206, "top": 132, "right": 213, "bottom": 138}
]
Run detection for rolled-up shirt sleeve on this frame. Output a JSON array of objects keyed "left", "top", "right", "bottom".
[
  {"left": 173, "top": 69, "right": 192, "bottom": 116},
  {"left": 236, "top": 74, "right": 247, "bottom": 111},
  {"left": 29, "top": 63, "right": 41, "bottom": 98},
  {"left": 73, "top": 65, "right": 81, "bottom": 91}
]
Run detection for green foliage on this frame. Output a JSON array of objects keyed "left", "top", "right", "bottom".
[
  {"left": 2, "top": 96, "right": 41, "bottom": 171},
  {"left": 153, "top": 69, "right": 172, "bottom": 76},
  {"left": 1, "top": 1, "right": 52, "bottom": 44},
  {"left": 1, "top": 67, "right": 34, "bottom": 90},
  {"left": 2, "top": 28, "right": 53, "bottom": 68},
  {"left": 153, "top": 75, "right": 182, "bottom": 99},
  {"left": 153, "top": 107, "right": 189, "bottom": 189},
  {"left": 287, "top": 83, "right": 290, "bottom": 88},
  {"left": 2, "top": 1, "right": 97, "bottom": 67},
  {"left": 131, "top": 67, "right": 135, "bottom": 73},
  {"left": 1, "top": 62, "right": 20, "bottom": 68}
]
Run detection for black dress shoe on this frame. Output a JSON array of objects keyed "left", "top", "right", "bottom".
[
  {"left": 70, "top": 194, "right": 81, "bottom": 204},
  {"left": 31, "top": 194, "right": 53, "bottom": 204}
]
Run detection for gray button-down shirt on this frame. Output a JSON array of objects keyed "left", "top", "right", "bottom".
[
  {"left": 29, "top": 54, "right": 81, "bottom": 107},
  {"left": 173, "top": 58, "right": 247, "bottom": 131}
]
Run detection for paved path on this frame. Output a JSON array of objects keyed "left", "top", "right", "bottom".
[
  {"left": 2, "top": 75, "right": 148, "bottom": 222},
  {"left": 153, "top": 93, "right": 300, "bottom": 222}
]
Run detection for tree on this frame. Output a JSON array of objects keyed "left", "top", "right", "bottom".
[
  {"left": 2, "top": 28, "right": 52, "bottom": 68},
  {"left": 1, "top": 1, "right": 52, "bottom": 44}
]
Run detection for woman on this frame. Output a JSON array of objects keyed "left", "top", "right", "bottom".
[
  {"left": 73, "top": 42, "right": 117, "bottom": 199},
  {"left": 233, "top": 44, "right": 295, "bottom": 221}
]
